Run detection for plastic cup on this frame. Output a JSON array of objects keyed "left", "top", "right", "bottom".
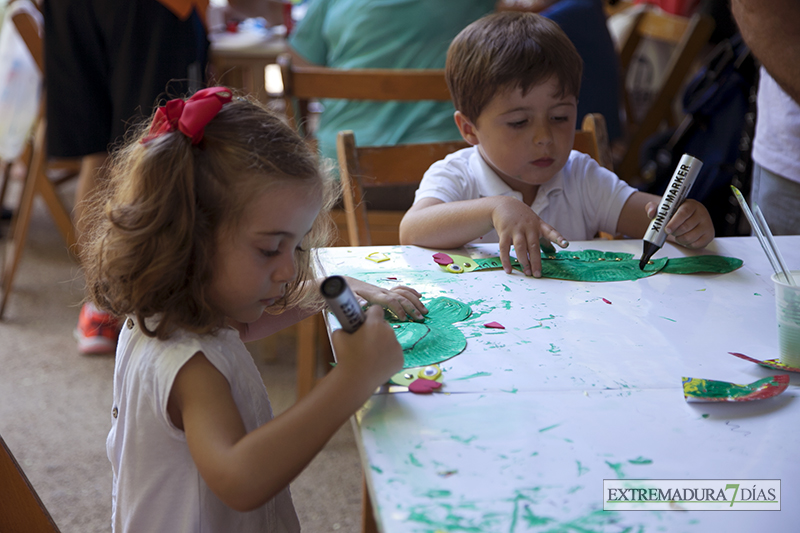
[{"left": 773, "top": 271, "right": 800, "bottom": 368}]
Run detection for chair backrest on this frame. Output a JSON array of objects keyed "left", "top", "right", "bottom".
[
  {"left": 0, "top": 434, "right": 61, "bottom": 533},
  {"left": 612, "top": 4, "right": 714, "bottom": 184},
  {"left": 277, "top": 53, "right": 451, "bottom": 140},
  {"left": 337, "top": 113, "right": 613, "bottom": 247}
]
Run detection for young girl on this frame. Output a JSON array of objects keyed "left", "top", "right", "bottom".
[{"left": 82, "top": 87, "right": 428, "bottom": 532}]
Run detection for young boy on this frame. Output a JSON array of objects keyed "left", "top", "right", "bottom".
[{"left": 399, "top": 12, "right": 714, "bottom": 278}]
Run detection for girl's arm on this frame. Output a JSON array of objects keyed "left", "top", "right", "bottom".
[
  {"left": 234, "top": 276, "right": 430, "bottom": 342},
  {"left": 170, "top": 305, "right": 403, "bottom": 512}
]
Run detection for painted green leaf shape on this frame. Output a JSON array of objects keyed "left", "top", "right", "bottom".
[
  {"left": 661, "top": 255, "right": 743, "bottom": 274},
  {"left": 462, "top": 250, "right": 742, "bottom": 282},
  {"left": 388, "top": 297, "right": 471, "bottom": 368}
]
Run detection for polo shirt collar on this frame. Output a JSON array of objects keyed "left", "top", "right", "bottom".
[{"left": 470, "top": 148, "right": 566, "bottom": 207}]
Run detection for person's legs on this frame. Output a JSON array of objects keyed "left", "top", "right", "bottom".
[
  {"left": 74, "top": 153, "right": 109, "bottom": 245},
  {"left": 751, "top": 162, "right": 800, "bottom": 235}
]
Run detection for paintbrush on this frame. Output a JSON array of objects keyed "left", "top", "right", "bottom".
[
  {"left": 753, "top": 205, "right": 795, "bottom": 286},
  {"left": 730, "top": 185, "right": 793, "bottom": 284}
]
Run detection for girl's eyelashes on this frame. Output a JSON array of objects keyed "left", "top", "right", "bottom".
[
  {"left": 507, "top": 119, "right": 528, "bottom": 128},
  {"left": 551, "top": 115, "right": 569, "bottom": 123},
  {"left": 259, "top": 248, "right": 280, "bottom": 258}
]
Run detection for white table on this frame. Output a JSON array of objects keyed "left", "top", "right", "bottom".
[{"left": 318, "top": 236, "right": 800, "bottom": 531}]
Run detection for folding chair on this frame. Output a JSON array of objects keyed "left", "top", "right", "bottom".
[
  {"left": 0, "top": 0, "right": 79, "bottom": 317},
  {"left": 0, "top": 433, "right": 61, "bottom": 533},
  {"left": 612, "top": 4, "right": 714, "bottom": 184},
  {"left": 337, "top": 113, "right": 614, "bottom": 247}
]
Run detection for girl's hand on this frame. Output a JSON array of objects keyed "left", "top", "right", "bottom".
[
  {"left": 345, "top": 276, "right": 428, "bottom": 322},
  {"left": 331, "top": 305, "right": 404, "bottom": 387}
]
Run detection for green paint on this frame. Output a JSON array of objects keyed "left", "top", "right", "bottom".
[
  {"left": 538, "top": 424, "right": 560, "bottom": 433},
  {"left": 659, "top": 316, "right": 677, "bottom": 322},
  {"left": 577, "top": 460, "right": 591, "bottom": 476},
  {"left": 682, "top": 375, "right": 787, "bottom": 400},
  {"left": 370, "top": 465, "right": 383, "bottom": 474},
  {"left": 452, "top": 371, "right": 492, "bottom": 381},
  {"left": 443, "top": 249, "right": 742, "bottom": 281},
  {"left": 661, "top": 255, "right": 744, "bottom": 274},
  {"left": 628, "top": 456, "right": 653, "bottom": 465},
  {"left": 390, "top": 297, "right": 471, "bottom": 368},
  {"left": 702, "top": 413, "right": 710, "bottom": 418},
  {"left": 606, "top": 460, "right": 626, "bottom": 478},
  {"left": 423, "top": 489, "right": 452, "bottom": 498},
  {"left": 548, "top": 343, "right": 561, "bottom": 354},
  {"left": 521, "top": 506, "right": 553, "bottom": 527},
  {"left": 568, "top": 485, "right": 583, "bottom": 494},
  {"left": 502, "top": 300, "right": 512, "bottom": 310},
  {"left": 502, "top": 284, "right": 512, "bottom": 292},
  {"left": 754, "top": 292, "right": 761, "bottom": 296},
  {"left": 408, "top": 454, "right": 423, "bottom": 467},
  {"left": 450, "top": 434, "right": 477, "bottom": 444},
  {"left": 501, "top": 388, "right": 518, "bottom": 394}
]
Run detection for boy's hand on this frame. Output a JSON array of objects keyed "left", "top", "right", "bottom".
[
  {"left": 346, "top": 277, "right": 428, "bottom": 322},
  {"left": 331, "top": 305, "right": 404, "bottom": 387},
  {"left": 492, "top": 197, "right": 567, "bottom": 277},
  {"left": 645, "top": 199, "right": 715, "bottom": 249}
]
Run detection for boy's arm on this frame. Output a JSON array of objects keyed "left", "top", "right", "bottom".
[
  {"left": 400, "top": 197, "right": 504, "bottom": 249},
  {"left": 171, "top": 305, "right": 403, "bottom": 512},
  {"left": 617, "top": 191, "right": 715, "bottom": 248},
  {"left": 400, "top": 196, "right": 566, "bottom": 277}
]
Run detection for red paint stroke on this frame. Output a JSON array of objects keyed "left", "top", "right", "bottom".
[
  {"left": 484, "top": 321, "right": 505, "bottom": 329},
  {"left": 432, "top": 252, "right": 454, "bottom": 266},
  {"left": 602, "top": 298, "right": 612, "bottom": 305},
  {"left": 729, "top": 352, "right": 800, "bottom": 373},
  {"left": 408, "top": 378, "right": 442, "bottom": 394},
  {"left": 386, "top": 276, "right": 398, "bottom": 280}
]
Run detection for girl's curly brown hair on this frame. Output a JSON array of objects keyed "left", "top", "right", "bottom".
[{"left": 82, "top": 94, "right": 339, "bottom": 339}]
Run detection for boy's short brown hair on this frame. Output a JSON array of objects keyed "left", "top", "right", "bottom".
[{"left": 446, "top": 12, "right": 583, "bottom": 122}]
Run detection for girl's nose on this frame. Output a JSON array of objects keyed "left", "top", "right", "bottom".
[{"left": 273, "top": 253, "right": 297, "bottom": 284}]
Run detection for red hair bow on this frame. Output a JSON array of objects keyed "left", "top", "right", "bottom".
[{"left": 142, "top": 87, "right": 233, "bottom": 145}]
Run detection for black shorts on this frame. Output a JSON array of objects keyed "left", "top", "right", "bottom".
[{"left": 43, "top": 0, "right": 208, "bottom": 158}]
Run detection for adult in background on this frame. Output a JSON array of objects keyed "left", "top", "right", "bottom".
[
  {"left": 43, "top": 0, "right": 282, "bottom": 355},
  {"left": 288, "top": 0, "right": 496, "bottom": 169},
  {"left": 732, "top": 0, "right": 800, "bottom": 235}
]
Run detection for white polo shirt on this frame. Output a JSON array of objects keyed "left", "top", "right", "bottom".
[{"left": 413, "top": 146, "right": 636, "bottom": 242}]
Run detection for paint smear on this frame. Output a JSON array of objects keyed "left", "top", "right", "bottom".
[
  {"left": 602, "top": 298, "right": 612, "bottom": 305},
  {"left": 606, "top": 460, "right": 625, "bottom": 478},
  {"left": 538, "top": 424, "right": 560, "bottom": 433},
  {"left": 659, "top": 316, "right": 677, "bottom": 322},
  {"left": 628, "top": 456, "right": 653, "bottom": 465},
  {"left": 452, "top": 371, "right": 492, "bottom": 381}
]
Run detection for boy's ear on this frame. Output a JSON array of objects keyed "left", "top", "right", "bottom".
[{"left": 454, "top": 111, "right": 480, "bottom": 146}]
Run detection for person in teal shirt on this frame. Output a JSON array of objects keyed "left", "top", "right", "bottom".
[{"left": 288, "top": 0, "right": 495, "bottom": 167}]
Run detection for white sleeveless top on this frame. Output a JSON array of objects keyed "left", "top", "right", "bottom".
[{"left": 107, "top": 317, "right": 300, "bottom": 533}]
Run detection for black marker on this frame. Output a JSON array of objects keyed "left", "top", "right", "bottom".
[
  {"left": 639, "top": 154, "right": 702, "bottom": 270},
  {"left": 320, "top": 275, "right": 365, "bottom": 333}
]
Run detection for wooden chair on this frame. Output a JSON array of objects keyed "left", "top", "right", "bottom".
[
  {"left": 0, "top": 434, "right": 61, "bottom": 533},
  {"left": 612, "top": 3, "right": 714, "bottom": 184},
  {"left": 278, "top": 53, "right": 455, "bottom": 400},
  {"left": 1, "top": 0, "right": 79, "bottom": 317},
  {"left": 338, "top": 113, "right": 614, "bottom": 247},
  {"left": 277, "top": 52, "right": 451, "bottom": 143}
]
